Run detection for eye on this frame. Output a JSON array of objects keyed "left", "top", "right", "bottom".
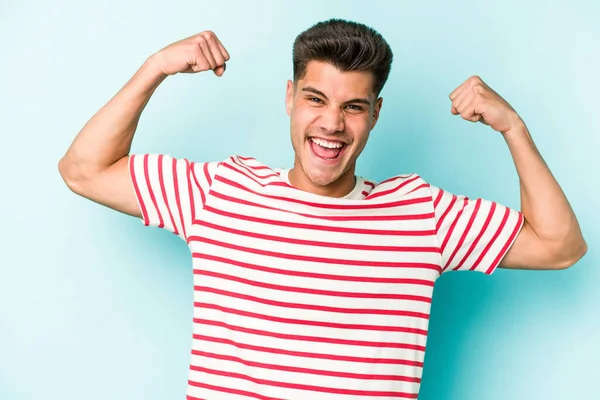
[
  {"left": 308, "top": 97, "right": 323, "bottom": 104},
  {"left": 345, "top": 104, "right": 365, "bottom": 112}
]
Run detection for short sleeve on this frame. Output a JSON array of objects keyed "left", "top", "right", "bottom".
[
  {"left": 129, "top": 154, "right": 219, "bottom": 240},
  {"left": 430, "top": 184, "right": 524, "bottom": 275}
]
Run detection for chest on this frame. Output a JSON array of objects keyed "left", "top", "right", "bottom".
[{"left": 188, "top": 174, "right": 442, "bottom": 309}]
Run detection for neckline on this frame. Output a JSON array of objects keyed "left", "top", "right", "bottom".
[{"left": 274, "top": 168, "right": 367, "bottom": 200}]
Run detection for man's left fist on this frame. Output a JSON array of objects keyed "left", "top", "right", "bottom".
[{"left": 449, "top": 75, "right": 523, "bottom": 134}]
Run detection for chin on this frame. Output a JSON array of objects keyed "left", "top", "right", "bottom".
[
  {"left": 304, "top": 163, "right": 345, "bottom": 187},
  {"left": 307, "top": 173, "right": 337, "bottom": 187}
]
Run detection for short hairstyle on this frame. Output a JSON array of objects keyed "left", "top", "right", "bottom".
[{"left": 292, "top": 18, "right": 393, "bottom": 96}]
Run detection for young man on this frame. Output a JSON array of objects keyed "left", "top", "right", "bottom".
[{"left": 59, "top": 18, "right": 586, "bottom": 400}]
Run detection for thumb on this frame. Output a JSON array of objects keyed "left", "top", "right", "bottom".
[{"left": 213, "top": 63, "right": 226, "bottom": 77}]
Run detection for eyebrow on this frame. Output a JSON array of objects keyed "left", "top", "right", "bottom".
[{"left": 301, "top": 86, "right": 371, "bottom": 106}]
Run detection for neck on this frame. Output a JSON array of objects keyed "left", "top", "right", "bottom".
[{"left": 288, "top": 164, "right": 356, "bottom": 198}]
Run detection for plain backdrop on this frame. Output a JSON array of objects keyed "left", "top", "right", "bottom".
[{"left": 1, "top": 0, "right": 598, "bottom": 399}]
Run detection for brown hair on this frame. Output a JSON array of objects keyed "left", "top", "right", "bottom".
[{"left": 292, "top": 18, "right": 393, "bottom": 96}]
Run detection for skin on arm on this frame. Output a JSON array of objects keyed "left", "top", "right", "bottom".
[
  {"left": 58, "top": 62, "right": 166, "bottom": 217},
  {"left": 58, "top": 31, "right": 230, "bottom": 217},
  {"left": 498, "top": 124, "right": 586, "bottom": 270},
  {"left": 449, "top": 76, "right": 587, "bottom": 270}
]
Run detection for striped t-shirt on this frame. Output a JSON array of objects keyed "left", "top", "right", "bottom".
[{"left": 129, "top": 154, "right": 523, "bottom": 400}]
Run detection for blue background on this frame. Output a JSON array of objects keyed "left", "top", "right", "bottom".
[{"left": 1, "top": 1, "right": 598, "bottom": 399}]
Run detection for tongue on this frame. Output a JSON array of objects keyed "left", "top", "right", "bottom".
[{"left": 312, "top": 141, "right": 342, "bottom": 159}]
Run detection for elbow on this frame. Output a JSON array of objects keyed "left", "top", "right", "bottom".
[
  {"left": 550, "top": 238, "right": 588, "bottom": 270},
  {"left": 58, "top": 157, "right": 86, "bottom": 195}
]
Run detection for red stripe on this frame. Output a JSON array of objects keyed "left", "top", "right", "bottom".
[
  {"left": 436, "top": 194, "right": 457, "bottom": 230},
  {"left": 210, "top": 190, "right": 433, "bottom": 221},
  {"left": 231, "top": 156, "right": 280, "bottom": 179},
  {"left": 190, "top": 220, "right": 439, "bottom": 253},
  {"left": 193, "top": 318, "right": 427, "bottom": 351},
  {"left": 158, "top": 155, "right": 179, "bottom": 236},
  {"left": 190, "top": 350, "right": 421, "bottom": 382},
  {"left": 470, "top": 204, "right": 507, "bottom": 271},
  {"left": 189, "top": 366, "right": 418, "bottom": 398},
  {"left": 187, "top": 383, "right": 283, "bottom": 400},
  {"left": 432, "top": 186, "right": 444, "bottom": 208},
  {"left": 486, "top": 211, "right": 523, "bottom": 274},
  {"left": 218, "top": 166, "right": 432, "bottom": 210},
  {"left": 364, "top": 180, "right": 376, "bottom": 188},
  {"left": 236, "top": 159, "right": 274, "bottom": 171},
  {"left": 458, "top": 202, "right": 495, "bottom": 271},
  {"left": 194, "top": 253, "right": 435, "bottom": 290},
  {"left": 444, "top": 199, "right": 481, "bottom": 271},
  {"left": 203, "top": 162, "right": 213, "bottom": 187},
  {"left": 237, "top": 155, "right": 257, "bottom": 161},
  {"left": 129, "top": 155, "right": 149, "bottom": 226},
  {"left": 247, "top": 164, "right": 274, "bottom": 171},
  {"left": 192, "top": 334, "right": 424, "bottom": 367},
  {"left": 191, "top": 162, "right": 206, "bottom": 206},
  {"left": 440, "top": 197, "right": 469, "bottom": 253},
  {"left": 172, "top": 157, "right": 186, "bottom": 238},
  {"left": 367, "top": 175, "right": 421, "bottom": 200},
  {"left": 193, "top": 267, "right": 434, "bottom": 301},
  {"left": 377, "top": 174, "right": 415, "bottom": 187},
  {"left": 361, "top": 190, "right": 369, "bottom": 197},
  {"left": 186, "top": 159, "right": 195, "bottom": 223},
  {"left": 143, "top": 154, "right": 165, "bottom": 228},
  {"left": 194, "top": 286, "right": 430, "bottom": 319},
  {"left": 407, "top": 183, "right": 429, "bottom": 195},
  {"left": 202, "top": 205, "right": 436, "bottom": 236},
  {"left": 193, "top": 236, "right": 441, "bottom": 271},
  {"left": 195, "top": 302, "right": 429, "bottom": 335}
]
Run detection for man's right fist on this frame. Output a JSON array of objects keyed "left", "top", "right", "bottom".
[{"left": 150, "top": 31, "right": 230, "bottom": 77}]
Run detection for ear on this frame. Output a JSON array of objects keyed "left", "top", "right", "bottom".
[
  {"left": 285, "top": 80, "right": 295, "bottom": 117},
  {"left": 370, "top": 97, "right": 383, "bottom": 130}
]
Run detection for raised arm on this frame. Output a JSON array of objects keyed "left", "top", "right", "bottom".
[
  {"left": 449, "top": 76, "right": 587, "bottom": 270},
  {"left": 58, "top": 31, "right": 230, "bottom": 217}
]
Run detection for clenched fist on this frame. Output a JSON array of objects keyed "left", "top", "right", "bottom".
[
  {"left": 149, "top": 31, "right": 230, "bottom": 77},
  {"left": 449, "top": 76, "right": 523, "bottom": 134}
]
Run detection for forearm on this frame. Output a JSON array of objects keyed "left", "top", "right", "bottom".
[
  {"left": 59, "top": 56, "right": 166, "bottom": 181},
  {"left": 504, "top": 122, "right": 587, "bottom": 260}
]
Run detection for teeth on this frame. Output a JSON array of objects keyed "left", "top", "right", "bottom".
[{"left": 310, "top": 137, "right": 344, "bottom": 149}]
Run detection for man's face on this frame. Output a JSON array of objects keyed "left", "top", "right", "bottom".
[{"left": 286, "top": 61, "right": 382, "bottom": 191}]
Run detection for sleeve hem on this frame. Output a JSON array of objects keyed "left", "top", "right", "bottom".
[
  {"left": 484, "top": 212, "right": 525, "bottom": 275},
  {"left": 128, "top": 154, "right": 150, "bottom": 227}
]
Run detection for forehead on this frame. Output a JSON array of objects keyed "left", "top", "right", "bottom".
[{"left": 298, "top": 61, "right": 375, "bottom": 100}]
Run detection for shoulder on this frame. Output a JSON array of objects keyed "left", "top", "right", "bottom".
[
  {"left": 367, "top": 173, "right": 432, "bottom": 199},
  {"left": 211, "top": 155, "right": 286, "bottom": 186}
]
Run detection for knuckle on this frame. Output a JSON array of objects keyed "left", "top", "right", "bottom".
[{"left": 472, "top": 83, "right": 485, "bottom": 95}]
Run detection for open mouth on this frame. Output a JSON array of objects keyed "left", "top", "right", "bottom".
[{"left": 308, "top": 137, "right": 347, "bottom": 161}]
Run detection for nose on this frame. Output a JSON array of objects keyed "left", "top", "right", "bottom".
[{"left": 317, "top": 106, "right": 345, "bottom": 134}]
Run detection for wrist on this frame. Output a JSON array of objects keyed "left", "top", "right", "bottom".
[
  {"left": 502, "top": 118, "right": 528, "bottom": 139},
  {"left": 502, "top": 120, "right": 536, "bottom": 154},
  {"left": 141, "top": 54, "right": 169, "bottom": 84}
]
